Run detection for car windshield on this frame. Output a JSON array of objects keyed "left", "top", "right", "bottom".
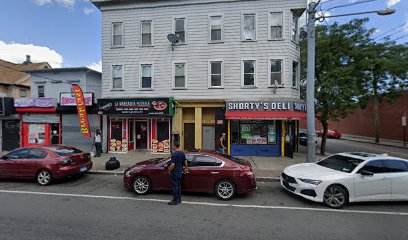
[
  {"left": 316, "top": 155, "right": 364, "bottom": 173},
  {"left": 213, "top": 153, "right": 248, "bottom": 164},
  {"left": 44, "top": 146, "right": 83, "bottom": 156}
]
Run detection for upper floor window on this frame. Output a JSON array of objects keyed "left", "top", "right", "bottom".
[
  {"left": 174, "top": 63, "right": 186, "bottom": 89},
  {"left": 112, "top": 22, "right": 124, "bottom": 47},
  {"left": 242, "top": 14, "right": 256, "bottom": 41},
  {"left": 269, "top": 59, "right": 283, "bottom": 87},
  {"left": 209, "top": 61, "right": 223, "bottom": 88},
  {"left": 292, "top": 61, "right": 299, "bottom": 88},
  {"left": 112, "top": 65, "right": 123, "bottom": 89},
  {"left": 292, "top": 14, "right": 299, "bottom": 42},
  {"left": 209, "top": 15, "right": 223, "bottom": 42},
  {"left": 38, "top": 85, "right": 45, "bottom": 97},
  {"left": 269, "top": 12, "right": 283, "bottom": 40},
  {"left": 140, "top": 64, "right": 153, "bottom": 90},
  {"left": 242, "top": 60, "right": 256, "bottom": 87},
  {"left": 20, "top": 89, "right": 27, "bottom": 97},
  {"left": 174, "top": 18, "right": 186, "bottom": 43},
  {"left": 141, "top": 20, "right": 153, "bottom": 46}
]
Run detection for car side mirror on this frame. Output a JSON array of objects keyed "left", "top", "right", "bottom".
[
  {"left": 163, "top": 163, "right": 168, "bottom": 169},
  {"left": 360, "top": 169, "right": 374, "bottom": 177}
]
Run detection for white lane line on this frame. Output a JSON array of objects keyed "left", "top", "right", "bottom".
[{"left": 1, "top": 189, "right": 408, "bottom": 216}]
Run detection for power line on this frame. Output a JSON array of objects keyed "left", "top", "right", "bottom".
[
  {"left": 390, "top": 34, "right": 408, "bottom": 42},
  {"left": 323, "top": 0, "right": 376, "bottom": 13},
  {"left": 372, "top": 23, "right": 405, "bottom": 40}
]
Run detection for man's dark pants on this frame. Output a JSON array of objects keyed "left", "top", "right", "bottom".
[
  {"left": 171, "top": 175, "right": 182, "bottom": 203},
  {"left": 95, "top": 142, "right": 102, "bottom": 157}
]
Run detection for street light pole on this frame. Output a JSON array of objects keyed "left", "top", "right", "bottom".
[{"left": 306, "top": 1, "right": 317, "bottom": 163}]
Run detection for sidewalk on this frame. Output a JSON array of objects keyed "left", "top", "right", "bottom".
[{"left": 340, "top": 134, "right": 407, "bottom": 149}]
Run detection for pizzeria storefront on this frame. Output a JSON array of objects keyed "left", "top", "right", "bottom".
[
  {"left": 225, "top": 100, "right": 306, "bottom": 157},
  {"left": 98, "top": 98, "right": 174, "bottom": 153}
]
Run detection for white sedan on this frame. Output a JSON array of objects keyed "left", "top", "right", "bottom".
[{"left": 281, "top": 152, "right": 408, "bottom": 208}]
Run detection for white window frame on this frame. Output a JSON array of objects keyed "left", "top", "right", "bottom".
[
  {"left": 139, "top": 63, "right": 154, "bottom": 90},
  {"left": 268, "top": 57, "right": 285, "bottom": 88},
  {"left": 208, "top": 14, "right": 224, "bottom": 43},
  {"left": 140, "top": 20, "right": 154, "bottom": 46},
  {"left": 173, "top": 17, "right": 187, "bottom": 44},
  {"left": 37, "top": 85, "right": 45, "bottom": 97},
  {"left": 241, "top": 58, "right": 257, "bottom": 88},
  {"left": 268, "top": 11, "right": 284, "bottom": 40},
  {"left": 291, "top": 13, "right": 299, "bottom": 43},
  {"left": 111, "top": 22, "right": 124, "bottom": 47},
  {"left": 172, "top": 61, "right": 187, "bottom": 89},
  {"left": 292, "top": 60, "right": 299, "bottom": 89},
  {"left": 20, "top": 89, "right": 27, "bottom": 97},
  {"left": 111, "top": 64, "right": 124, "bottom": 90},
  {"left": 241, "top": 13, "right": 257, "bottom": 41},
  {"left": 208, "top": 60, "right": 224, "bottom": 88}
]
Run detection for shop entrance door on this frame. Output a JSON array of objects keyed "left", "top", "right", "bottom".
[
  {"left": 184, "top": 123, "right": 195, "bottom": 151},
  {"left": 135, "top": 121, "right": 148, "bottom": 149},
  {"left": 129, "top": 120, "right": 135, "bottom": 151},
  {"left": 202, "top": 126, "right": 215, "bottom": 150},
  {"left": 2, "top": 120, "right": 20, "bottom": 150},
  {"left": 284, "top": 121, "right": 295, "bottom": 158}
]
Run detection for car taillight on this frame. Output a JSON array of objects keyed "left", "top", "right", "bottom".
[
  {"left": 60, "top": 158, "right": 74, "bottom": 165},
  {"left": 240, "top": 169, "right": 254, "bottom": 177}
]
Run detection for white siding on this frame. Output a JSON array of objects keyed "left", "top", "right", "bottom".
[{"left": 100, "top": 0, "right": 306, "bottom": 100}]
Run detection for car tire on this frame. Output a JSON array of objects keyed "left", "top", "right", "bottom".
[
  {"left": 323, "top": 185, "right": 348, "bottom": 209},
  {"left": 133, "top": 176, "right": 151, "bottom": 195},
  {"left": 215, "top": 180, "right": 236, "bottom": 200},
  {"left": 37, "top": 169, "right": 53, "bottom": 186}
]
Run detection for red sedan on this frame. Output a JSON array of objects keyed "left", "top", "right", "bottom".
[
  {"left": 317, "top": 129, "right": 342, "bottom": 139},
  {"left": 124, "top": 152, "right": 257, "bottom": 200},
  {"left": 0, "top": 145, "right": 93, "bottom": 185}
]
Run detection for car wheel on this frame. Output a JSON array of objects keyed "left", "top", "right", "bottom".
[
  {"left": 323, "top": 185, "right": 348, "bottom": 209},
  {"left": 215, "top": 180, "right": 236, "bottom": 200},
  {"left": 133, "top": 176, "right": 151, "bottom": 195},
  {"left": 37, "top": 169, "right": 53, "bottom": 186}
]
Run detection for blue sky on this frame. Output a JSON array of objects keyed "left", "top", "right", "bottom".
[{"left": 0, "top": 0, "right": 407, "bottom": 70}]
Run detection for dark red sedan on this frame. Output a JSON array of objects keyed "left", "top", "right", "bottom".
[
  {"left": 317, "top": 129, "right": 342, "bottom": 139},
  {"left": 0, "top": 145, "right": 93, "bottom": 185},
  {"left": 124, "top": 152, "right": 256, "bottom": 200}
]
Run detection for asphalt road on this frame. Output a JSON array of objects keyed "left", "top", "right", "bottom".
[{"left": 1, "top": 175, "right": 407, "bottom": 240}]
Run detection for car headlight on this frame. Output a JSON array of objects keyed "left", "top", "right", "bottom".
[
  {"left": 125, "top": 165, "right": 145, "bottom": 177},
  {"left": 299, "top": 178, "right": 322, "bottom": 185}
]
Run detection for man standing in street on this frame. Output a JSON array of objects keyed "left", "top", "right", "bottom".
[
  {"left": 167, "top": 142, "right": 188, "bottom": 205},
  {"left": 93, "top": 129, "right": 102, "bottom": 157}
]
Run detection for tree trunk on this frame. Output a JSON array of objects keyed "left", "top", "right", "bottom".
[
  {"left": 320, "top": 120, "right": 329, "bottom": 156},
  {"left": 373, "top": 96, "right": 380, "bottom": 144}
]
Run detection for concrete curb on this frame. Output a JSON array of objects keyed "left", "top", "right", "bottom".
[
  {"left": 87, "top": 170, "right": 280, "bottom": 182},
  {"left": 339, "top": 137, "right": 407, "bottom": 150}
]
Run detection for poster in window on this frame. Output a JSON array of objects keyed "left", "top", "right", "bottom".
[
  {"left": 28, "top": 124, "right": 46, "bottom": 144},
  {"left": 268, "top": 124, "right": 276, "bottom": 144}
]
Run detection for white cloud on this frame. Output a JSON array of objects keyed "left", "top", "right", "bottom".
[
  {"left": 83, "top": 7, "right": 94, "bottom": 14},
  {"left": 33, "top": 0, "right": 52, "bottom": 6},
  {"left": 0, "top": 41, "right": 63, "bottom": 68},
  {"left": 87, "top": 61, "right": 102, "bottom": 72},
  {"left": 387, "top": 0, "right": 400, "bottom": 7},
  {"left": 32, "top": 0, "right": 76, "bottom": 8}
]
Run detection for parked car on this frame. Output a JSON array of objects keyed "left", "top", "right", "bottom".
[
  {"left": 124, "top": 152, "right": 257, "bottom": 200},
  {"left": 281, "top": 152, "right": 408, "bottom": 208},
  {"left": 0, "top": 145, "right": 93, "bottom": 185},
  {"left": 316, "top": 129, "right": 342, "bottom": 139},
  {"left": 299, "top": 132, "right": 317, "bottom": 147}
]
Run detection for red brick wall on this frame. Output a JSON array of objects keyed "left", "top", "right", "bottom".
[{"left": 300, "top": 91, "right": 408, "bottom": 141}]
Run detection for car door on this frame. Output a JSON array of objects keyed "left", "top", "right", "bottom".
[
  {"left": 382, "top": 159, "right": 408, "bottom": 200},
  {"left": 185, "top": 155, "right": 223, "bottom": 193},
  {"left": 0, "top": 155, "right": 14, "bottom": 178},
  {"left": 24, "top": 148, "right": 48, "bottom": 178},
  {"left": 353, "top": 160, "right": 391, "bottom": 201},
  {"left": 3, "top": 148, "right": 31, "bottom": 178}
]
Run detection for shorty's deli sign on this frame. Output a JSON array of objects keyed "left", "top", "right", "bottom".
[
  {"left": 226, "top": 100, "right": 306, "bottom": 112},
  {"left": 98, "top": 98, "right": 173, "bottom": 116}
]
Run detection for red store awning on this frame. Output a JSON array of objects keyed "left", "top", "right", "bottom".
[
  {"left": 15, "top": 107, "right": 57, "bottom": 113},
  {"left": 225, "top": 111, "right": 306, "bottom": 120}
]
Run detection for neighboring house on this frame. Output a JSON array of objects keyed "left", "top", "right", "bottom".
[{"left": 93, "top": 0, "right": 306, "bottom": 157}]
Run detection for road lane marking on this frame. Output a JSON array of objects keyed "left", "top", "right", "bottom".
[
  {"left": 333, "top": 140, "right": 408, "bottom": 158},
  {"left": 1, "top": 189, "right": 407, "bottom": 216}
]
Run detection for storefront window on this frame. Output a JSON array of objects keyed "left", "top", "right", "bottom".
[
  {"left": 28, "top": 124, "right": 46, "bottom": 144},
  {"left": 110, "top": 120, "right": 124, "bottom": 152},
  {"left": 230, "top": 120, "right": 277, "bottom": 145},
  {"left": 152, "top": 120, "right": 170, "bottom": 153}
]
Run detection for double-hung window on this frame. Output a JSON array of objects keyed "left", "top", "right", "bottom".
[
  {"left": 269, "top": 12, "right": 283, "bottom": 40},
  {"left": 112, "top": 22, "right": 124, "bottom": 47},
  {"left": 38, "top": 85, "right": 44, "bottom": 97},
  {"left": 242, "top": 60, "right": 256, "bottom": 87},
  {"left": 140, "top": 64, "right": 153, "bottom": 90},
  {"left": 174, "top": 18, "right": 186, "bottom": 43},
  {"left": 242, "top": 14, "right": 256, "bottom": 41},
  {"left": 269, "top": 59, "right": 283, "bottom": 87},
  {"left": 141, "top": 20, "right": 153, "bottom": 46},
  {"left": 112, "top": 65, "right": 123, "bottom": 89},
  {"left": 209, "top": 15, "right": 223, "bottom": 42},
  {"left": 292, "top": 14, "right": 299, "bottom": 42},
  {"left": 209, "top": 61, "right": 223, "bottom": 88},
  {"left": 292, "top": 61, "right": 299, "bottom": 88},
  {"left": 174, "top": 63, "right": 186, "bottom": 89}
]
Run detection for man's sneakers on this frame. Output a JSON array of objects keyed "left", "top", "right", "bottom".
[{"left": 168, "top": 201, "right": 179, "bottom": 205}]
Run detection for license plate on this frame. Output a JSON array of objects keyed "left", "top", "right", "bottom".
[{"left": 80, "top": 166, "right": 87, "bottom": 172}]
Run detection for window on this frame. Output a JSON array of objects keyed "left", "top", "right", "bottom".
[
  {"left": 174, "top": 63, "right": 186, "bottom": 88},
  {"left": 112, "top": 65, "right": 123, "bottom": 89},
  {"left": 5, "top": 148, "right": 30, "bottom": 160},
  {"left": 174, "top": 18, "right": 186, "bottom": 43},
  {"left": 292, "top": 61, "right": 299, "bottom": 87},
  {"left": 20, "top": 89, "right": 27, "bottom": 97},
  {"left": 38, "top": 85, "right": 45, "bottom": 97},
  {"left": 193, "top": 156, "right": 223, "bottom": 167},
  {"left": 269, "top": 12, "right": 283, "bottom": 39},
  {"left": 209, "top": 61, "right": 223, "bottom": 88},
  {"left": 242, "top": 60, "right": 256, "bottom": 87},
  {"left": 269, "top": 59, "right": 283, "bottom": 86},
  {"left": 231, "top": 120, "right": 276, "bottom": 145},
  {"left": 140, "top": 64, "right": 153, "bottom": 89},
  {"left": 112, "top": 22, "right": 124, "bottom": 47},
  {"left": 242, "top": 14, "right": 256, "bottom": 40},
  {"left": 360, "top": 160, "right": 384, "bottom": 174},
  {"left": 141, "top": 20, "right": 153, "bottom": 46},
  {"left": 317, "top": 155, "right": 364, "bottom": 173},
  {"left": 292, "top": 14, "right": 299, "bottom": 42},
  {"left": 43, "top": 146, "right": 83, "bottom": 156},
  {"left": 27, "top": 149, "right": 47, "bottom": 159},
  {"left": 209, "top": 15, "right": 223, "bottom": 42},
  {"left": 157, "top": 120, "right": 170, "bottom": 142},
  {"left": 383, "top": 160, "right": 408, "bottom": 172}
]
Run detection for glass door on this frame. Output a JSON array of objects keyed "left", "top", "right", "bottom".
[{"left": 135, "top": 121, "right": 148, "bottom": 149}]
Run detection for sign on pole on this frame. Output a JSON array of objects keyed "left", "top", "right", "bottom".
[{"left": 72, "top": 84, "right": 91, "bottom": 138}]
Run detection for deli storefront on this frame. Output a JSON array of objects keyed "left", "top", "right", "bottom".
[
  {"left": 98, "top": 98, "right": 174, "bottom": 153},
  {"left": 225, "top": 100, "right": 306, "bottom": 157}
]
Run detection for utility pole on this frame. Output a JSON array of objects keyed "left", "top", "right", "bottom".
[{"left": 306, "top": 1, "right": 317, "bottom": 163}]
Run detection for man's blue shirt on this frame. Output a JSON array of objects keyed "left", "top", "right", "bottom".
[{"left": 170, "top": 151, "right": 186, "bottom": 178}]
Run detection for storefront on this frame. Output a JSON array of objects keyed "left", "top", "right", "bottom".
[
  {"left": 0, "top": 97, "right": 20, "bottom": 151},
  {"left": 97, "top": 98, "right": 174, "bottom": 153},
  {"left": 225, "top": 100, "right": 306, "bottom": 157}
]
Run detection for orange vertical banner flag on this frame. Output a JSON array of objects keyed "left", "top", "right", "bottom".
[{"left": 72, "top": 84, "right": 91, "bottom": 137}]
